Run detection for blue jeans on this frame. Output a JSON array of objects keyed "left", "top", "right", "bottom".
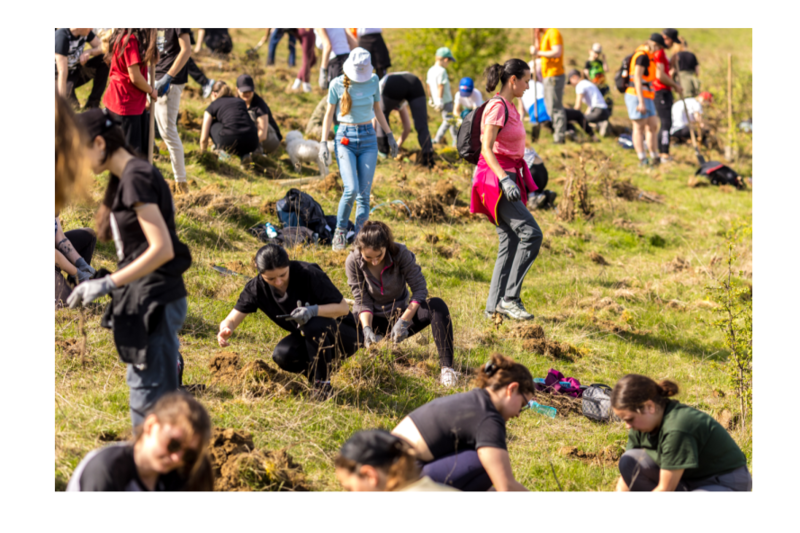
[
  {"left": 126, "top": 297, "right": 187, "bottom": 428},
  {"left": 334, "top": 124, "right": 378, "bottom": 233},
  {"left": 268, "top": 29, "right": 296, "bottom": 66}
]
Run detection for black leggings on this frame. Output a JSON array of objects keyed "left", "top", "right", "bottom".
[
  {"left": 210, "top": 122, "right": 260, "bottom": 156},
  {"left": 564, "top": 108, "right": 594, "bottom": 136},
  {"left": 107, "top": 110, "right": 149, "bottom": 158},
  {"left": 530, "top": 162, "right": 549, "bottom": 191},
  {"left": 654, "top": 90, "right": 674, "bottom": 155},
  {"left": 359, "top": 298, "right": 454, "bottom": 368},
  {"left": 272, "top": 317, "right": 359, "bottom": 382},
  {"left": 61, "top": 55, "right": 109, "bottom": 109},
  {"left": 584, "top": 106, "right": 610, "bottom": 124},
  {"left": 378, "top": 95, "right": 433, "bottom": 162},
  {"left": 186, "top": 58, "right": 210, "bottom": 87}
]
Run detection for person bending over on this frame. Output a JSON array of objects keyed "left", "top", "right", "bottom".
[
  {"left": 376, "top": 72, "right": 434, "bottom": 168},
  {"left": 217, "top": 244, "right": 359, "bottom": 398},
  {"left": 612, "top": 374, "right": 752, "bottom": 492},
  {"left": 67, "top": 391, "right": 213, "bottom": 491},
  {"left": 69, "top": 110, "right": 193, "bottom": 427},
  {"left": 55, "top": 28, "right": 109, "bottom": 109},
  {"left": 345, "top": 221, "right": 458, "bottom": 387},
  {"left": 392, "top": 353, "right": 535, "bottom": 491},
  {"left": 335, "top": 429, "right": 457, "bottom": 492},
  {"left": 55, "top": 217, "right": 97, "bottom": 308},
  {"left": 200, "top": 81, "right": 260, "bottom": 164},
  {"left": 236, "top": 74, "right": 283, "bottom": 155},
  {"left": 670, "top": 91, "right": 712, "bottom": 144},
  {"left": 194, "top": 28, "right": 233, "bottom": 56},
  {"left": 567, "top": 69, "right": 609, "bottom": 138},
  {"left": 453, "top": 77, "right": 484, "bottom": 119}
]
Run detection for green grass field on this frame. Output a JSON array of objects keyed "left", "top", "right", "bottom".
[{"left": 56, "top": 28, "right": 752, "bottom": 491}]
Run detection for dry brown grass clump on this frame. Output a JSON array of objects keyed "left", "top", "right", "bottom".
[
  {"left": 612, "top": 180, "right": 664, "bottom": 203},
  {"left": 304, "top": 172, "right": 342, "bottom": 195},
  {"left": 588, "top": 251, "right": 610, "bottom": 265},
  {"left": 559, "top": 443, "right": 625, "bottom": 465},
  {"left": 578, "top": 297, "right": 625, "bottom": 313},
  {"left": 395, "top": 178, "right": 471, "bottom": 222},
  {"left": 209, "top": 428, "right": 309, "bottom": 492},
  {"left": 222, "top": 260, "right": 257, "bottom": 277},
  {"left": 665, "top": 256, "right": 691, "bottom": 273}
]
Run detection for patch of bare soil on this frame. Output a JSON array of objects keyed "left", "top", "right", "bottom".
[
  {"left": 549, "top": 225, "right": 577, "bottom": 237},
  {"left": 665, "top": 256, "right": 691, "bottom": 273},
  {"left": 55, "top": 338, "right": 84, "bottom": 357},
  {"left": 174, "top": 184, "right": 226, "bottom": 210},
  {"left": 208, "top": 352, "right": 304, "bottom": 397},
  {"left": 559, "top": 443, "right": 625, "bottom": 465},
  {"left": 590, "top": 317, "right": 641, "bottom": 335},
  {"left": 509, "top": 323, "right": 585, "bottom": 361},
  {"left": 612, "top": 277, "right": 642, "bottom": 289},
  {"left": 210, "top": 428, "right": 309, "bottom": 491},
  {"left": 613, "top": 289, "right": 639, "bottom": 301},
  {"left": 687, "top": 176, "right": 710, "bottom": 188},
  {"left": 177, "top": 110, "right": 201, "bottom": 130},
  {"left": 303, "top": 172, "right": 342, "bottom": 195},
  {"left": 713, "top": 408, "right": 739, "bottom": 431}
]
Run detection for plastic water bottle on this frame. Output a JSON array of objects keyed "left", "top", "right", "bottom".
[
  {"left": 527, "top": 400, "right": 557, "bottom": 418},
  {"left": 534, "top": 378, "right": 574, "bottom": 388},
  {"left": 265, "top": 223, "right": 278, "bottom": 239}
]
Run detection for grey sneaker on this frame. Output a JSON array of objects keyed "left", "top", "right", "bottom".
[
  {"left": 332, "top": 228, "right": 347, "bottom": 251},
  {"left": 497, "top": 298, "right": 534, "bottom": 321},
  {"left": 203, "top": 79, "right": 215, "bottom": 99},
  {"left": 440, "top": 367, "right": 460, "bottom": 387},
  {"left": 528, "top": 192, "right": 548, "bottom": 210}
]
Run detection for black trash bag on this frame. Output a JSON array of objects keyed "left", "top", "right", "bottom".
[{"left": 695, "top": 161, "right": 745, "bottom": 190}]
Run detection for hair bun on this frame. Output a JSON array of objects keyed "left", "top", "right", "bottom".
[{"left": 658, "top": 380, "right": 679, "bottom": 397}]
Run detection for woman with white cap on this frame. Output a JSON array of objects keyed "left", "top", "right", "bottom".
[{"left": 319, "top": 47, "right": 398, "bottom": 251}]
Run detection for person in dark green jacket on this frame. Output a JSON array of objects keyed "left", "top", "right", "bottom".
[{"left": 611, "top": 374, "right": 751, "bottom": 491}]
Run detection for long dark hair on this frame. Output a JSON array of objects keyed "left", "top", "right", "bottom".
[
  {"left": 354, "top": 220, "right": 400, "bottom": 256},
  {"left": 610, "top": 374, "right": 679, "bottom": 412},
  {"left": 473, "top": 353, "right": 536, "bottom": 397},
  {"left": 105, "top": 29, "right": 158, "bottom": 66},
  {"left": 255, "top": 244, "right": 290, "bottom": 273},
  {"left": 484, "top": 59, "right": 530, "bottom": 92}
]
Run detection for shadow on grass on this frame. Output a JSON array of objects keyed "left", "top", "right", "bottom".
[{"left": 587, "top": 325, "right": 730, "bottom": 362}]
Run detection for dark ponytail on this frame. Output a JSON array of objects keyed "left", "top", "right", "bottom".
[
  {"left": 254, "top": 243, "right": 290, "bottom": 273},
  {"left": 354, "top": 220, "right": 400, "bottom": 256},
  {"left": 610, "top": 374, "right": 679, "bottom": 412},
  {"left": 484, "top": 58, "right": 530, "bottom": 92}
]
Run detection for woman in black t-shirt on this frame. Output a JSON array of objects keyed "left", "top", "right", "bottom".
[
  {"left": 200, "top": 80, "right": 260, "bottom": 159},
  {"left": 236, "top": 73, "right": 283, "bottom": 155},
  {"left": 67, "top": 391, "right": 213, "bottom": 491},
  {"left": 392, "top": 353, "right": 536, "bottom": 491},
  {"left": 69, "top": 109, "right": 193, "bottom": 428},
  {"left": 217, "top": 244, "right": 359, "bottom": 398}
]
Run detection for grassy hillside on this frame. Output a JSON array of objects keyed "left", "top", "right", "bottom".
[{"left": 56, "top": 28, "right": 752, "bottom": 491}]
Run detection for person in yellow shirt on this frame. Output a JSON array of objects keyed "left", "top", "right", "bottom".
[{"left": 531, "top": 28, "right": 565, "bottom": 144}]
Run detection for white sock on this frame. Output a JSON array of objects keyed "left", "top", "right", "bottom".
[{"left": 637, "top": 152, "right": 646, "bottom": 160}]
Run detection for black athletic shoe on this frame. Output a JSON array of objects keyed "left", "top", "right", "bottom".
[
  {"left": 311, "top": 380, "right": 333, "bottom": 401},
  {"left": 544, "top": 190, "right": 558, "bottom": 208}
]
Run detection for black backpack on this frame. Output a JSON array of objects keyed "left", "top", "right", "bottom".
[
  {"left": 614, "top": 53, "right": 635, "bottom": 94},
  {"left": 457, "top": 96, "right": 508, "bottom": 164},
  {"left": 275, "top": 188, "right": 331, "bottom": 242},
  {"left": 695, "top": 161, "right": 745, "bottom": 190}
]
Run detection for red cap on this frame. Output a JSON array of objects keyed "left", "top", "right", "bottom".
[{"left": 699, "top": 91, "right": 714, "bottom": 102}]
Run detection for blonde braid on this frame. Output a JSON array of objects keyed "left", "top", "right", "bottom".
[{"left": 341, "top": 75, "right": 353, "bottom": 116}]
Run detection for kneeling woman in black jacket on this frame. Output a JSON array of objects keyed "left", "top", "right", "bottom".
[
  {"left": 217, "top": 244, "right": 359, "bottom": 397},
  {"left": 69, "top": 109, "right": 192, "bottom": 428},
  {"left": 200, "top": 80, "right": 260, "bottom": 160},
  {"left": 345, "top": 221, "right": 457, "bottom": 387}
]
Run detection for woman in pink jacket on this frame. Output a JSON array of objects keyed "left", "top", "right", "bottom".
[{"left": 470, "top": 59, "right": 543, "bottom": 321}]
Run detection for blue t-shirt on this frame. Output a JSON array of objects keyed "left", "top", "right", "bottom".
[{"left": 328, "top": 74, "right": 380, "bottom": 124}]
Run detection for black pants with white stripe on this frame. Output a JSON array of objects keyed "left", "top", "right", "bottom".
[{"left": 655, "top": 90, "right": 674, "bottom": 155}]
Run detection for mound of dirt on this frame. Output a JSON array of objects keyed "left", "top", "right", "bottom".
[
  {"left": 398, "top": 179, "right": 467, "bottom": 222},
  {"left": 612, "top": 277, "right": 642, "bottom": 289},
  {"left": 687, "top": 176, "right": 709, "bottom": 188},
  {"left": 304, "top": 172, "right": 342, "bottom": 194},
  {"left": 55, "top": 338, "right": 84, "bottom": 357},
  {"left": 666, "top": 299, "right": 687, "bottom": 310},
  {"left": 259, "top": 198, "right": 279, "bottom": 217},
  {"left": 590, "top": 317, "right": 640, "bottom": 335},
  {"left": 217, "top": 447, "right": 309, "bottom": 492},
  {"left": 435, "top": 245, "right": 458, "bottom": 259},
  {"left": 177, "top": 110, "right": 200, "bottom": 130},
  {"left": 559, "top": 443, "right": 624, "bottom": 465},
  {"left": 509, "top": 322, "right": 584, "bottom": 360},
  {"left": 549, "top": 225, "right": 577, "bottom": 237},
  {"left": 209, "top": 352, "right": 305, "bottom": 397},
  {"left": 665, "top": 256, "right": 691, "bottom": 272},
  {"left": 613, "top": 289, "right": 638, "bottom": 300},
  {"left": 612, "top": 180, "right": 664, "bottom": 203},
  {"left": 424, "top": 234, "right": 440, "bottom": 244},
  {"left": 589, "top": 251, "right": 610, "bottom": 265},
  {"left": 433, "top": 180, "right": 459, "bottom": 204},
  {"left": 510, "top": 323, "right": 546, "bottom": 340}
]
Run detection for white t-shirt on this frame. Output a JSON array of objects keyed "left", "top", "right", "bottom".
[
  {"left": 521, "top": 81, "right": 546, "bottom": 111},
  {"left": 671, "top": 97, "right": 702, "bottom": 134},
  {"left": 426, "top": 64, "right": 453, "bottom": 105},
  {"left": 315, "top": 28, "right": 350, "bottom": 57},
  {"left": 357, "top": 28, "right": 381, "bottom": 36},
  {"left": 454, "top": 89, "right": 483, "bottom": 111},
  {"left": 575, "top": 79, "right": 607, "bottom": 111}
]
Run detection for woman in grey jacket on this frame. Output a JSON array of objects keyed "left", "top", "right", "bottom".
[{"left": 345, "top": 221, "right": 458, "bottom": 386}]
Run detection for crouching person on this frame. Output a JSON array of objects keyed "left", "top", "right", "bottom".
[
  {"left": 612, "top": 374, "right": 752, "bottom": 492},
  {"left": 217, "top": 244, "right": 359, "bottom": 399},
  {"left": 345, "top": 221, "right": 458, "bottom": 387},
  {"left": 392, "top": 353, "right": 534, "bottom": 491}
]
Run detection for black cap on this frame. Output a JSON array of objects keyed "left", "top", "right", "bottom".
[
  {"left": 663, "top": 28, "right": 679, "bottom": 42},
  {"left": 566, "top": 69, "right": 581, "bottom": 83},
  {"left": 339, "top": 430, "right": 405, "bottom": 467},
  {"left": 74, "top": 108, "right": 120, "bottom": 140},
  {"left": 649, "top": 33, "right": 666, "bottom": 48},
  {"left": 236, "top": 74, "right": 255, "bottom": 92}
]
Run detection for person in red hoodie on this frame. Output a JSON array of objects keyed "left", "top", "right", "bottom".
[
  {"left": 103, "top": 29, "right": 159, "bottom": 156},
  {"left": 470, "top": 59, "right": 543, "bottom": 322}
]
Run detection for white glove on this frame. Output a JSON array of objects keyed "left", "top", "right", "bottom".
[
  {"left": 319, "top": 66, "right": 327, "bottom": 90},
  {"left": 319, "top": 142, "right": 330, "bottom": 167},
  {"left": 386, "top": 132, "right": 399, "bottom": 158},
  {"left": 66, "top": 275, "right": 117, "bottom": 308}
]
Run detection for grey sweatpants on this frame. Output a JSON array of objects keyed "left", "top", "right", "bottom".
[
  {"left": 544, "top": 74, "right": 566, "bottom": 143},
  {"left": 485, "top": 192, "right": 543, "bottom": 313},
  {"left": 126, "top": 297, "right": 187, "bottom": 428},
  {"left": 433, "top": 101, "right": 457, "bottom": 146},
  {"left": 619, "top": 449, "right": 752, "bottom": 491}
]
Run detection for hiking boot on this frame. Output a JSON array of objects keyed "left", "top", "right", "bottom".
[
  {"left": 440, "top": 367, "right": 460, "bottom": 387},
  {"left": 497, "top": 298, "right": 535, "bottom": 321},
  {"left": 202, "top": 79, "right": 215, "bottom": 99},
  {"left": 527, "top": 192, "right": 548, "bottom": 210},
  {"left": 332, "top": 228, "right": 347, "bottom": 251},
  {"left": 311, "top": 380, "right": 333, "bottom": 401}
]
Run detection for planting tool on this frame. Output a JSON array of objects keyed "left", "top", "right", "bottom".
[
  {"left": 527, "top": 400, "right": 557, "bottom": 418},
  {"left": 148, "top": 62, "right": 155, "bottom": 164},
  {"left": 275, "top": 314, "right": 292, "bottom": 319},
  {"left": 212, "top": 265, "right": 247, "bottom": 278},
  {"left": 530, "top": 28, "right": 541, "bottom": 142}
]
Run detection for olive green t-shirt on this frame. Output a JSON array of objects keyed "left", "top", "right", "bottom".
[{"left": 626, "top": 401, "right": 747, "bottom": 480}]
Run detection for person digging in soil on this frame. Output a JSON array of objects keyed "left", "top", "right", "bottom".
[
  {"left": 392, "top": 353, "right": 535, "bottom": 491},
  {"left": 69, "top": 109, "right": 193, "bottom": 428},
  {"left": 567, "top": 69, "right": 609, "bottom": 139},
  {"left": 470, "top": 59, "right": 543, "bottom": 321},
  {"left": 216, "top": 244, "right": 359, "bottom": 399},
  {"left": 200, "top": 81, "right": 260, "bottom": 165},
  {"left": 611, "top": 374, "right": 752, "bottom": 492},
  {"left": 67, "top": 391, "right": 213, "bottom": 491},
  {"left": 55, "top": 28, "right": 109, "bottom": 110},
  {"left": 522, "top": 148, "right": 556, "bottom": 210},
  {"left": 335, "top": 429, "right": 457, "bottom": 491},
  {"left": 376, "top": 72, "right": 434, "bottom": 168},
  {"left": 236, "top": 74, "right": 283, "bottom": 155},
  {"left": 320, "top": 48, "right": 398, "bottom": 250},
  {"left": 55, "top": 217, "right": 96, "bottom": 308},
  {"left": 345, "top": 221, "right": 458, "bottom": 387}
]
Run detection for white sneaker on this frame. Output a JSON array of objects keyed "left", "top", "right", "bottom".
[
  {"left": 203, "top": 79, "right": 215, "bottom": 99},
  {"left": 290, "top": 78, "right": 302, "bottom": 90},
  {"left": 440, "top": 367, "right": 459, "bottom": 387},
  {"left": 302, "top": 82, "right": 312, "bottom": 93}
]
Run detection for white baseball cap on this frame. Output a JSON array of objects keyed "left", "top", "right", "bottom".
[
  {"left": 591, "top": 43, "right": 602, "bottom": 53},
  {"left": 343, "top": 47, "right": 374, "bottom": 83}
]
